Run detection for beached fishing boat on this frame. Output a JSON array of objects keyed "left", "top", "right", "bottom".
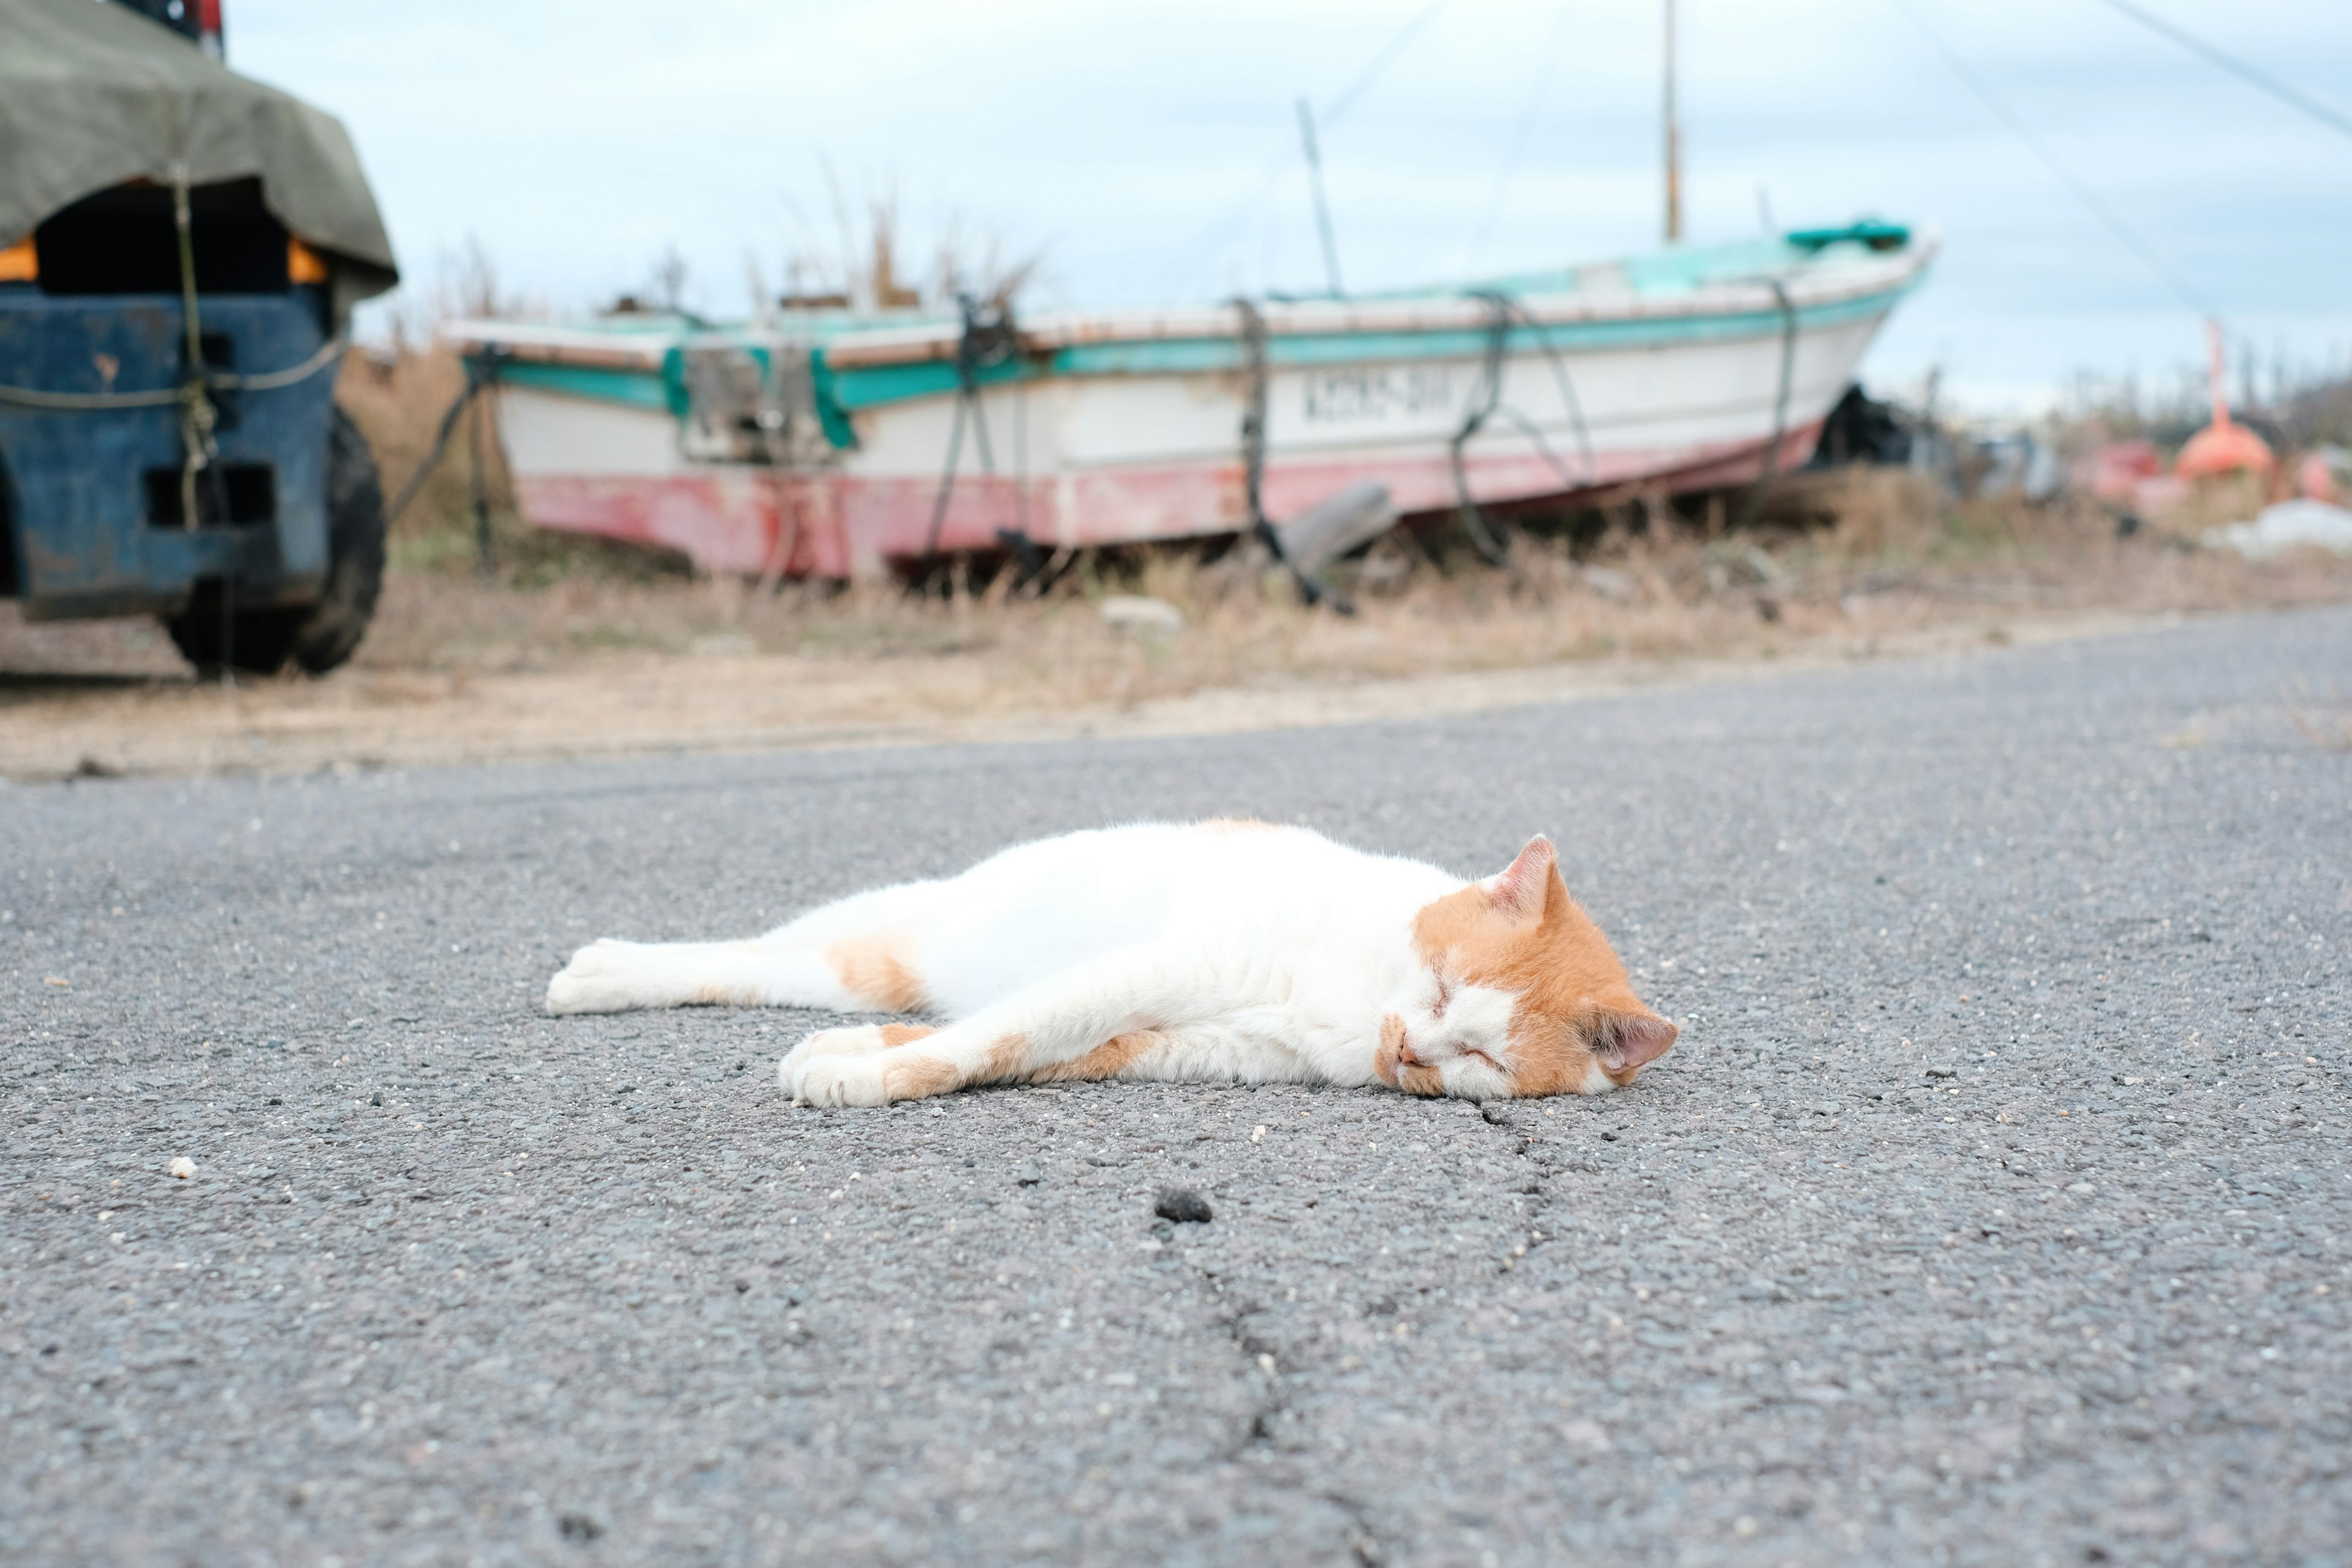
[{"left": 446, "top": 222, "right": 1932, "bottom": 579}]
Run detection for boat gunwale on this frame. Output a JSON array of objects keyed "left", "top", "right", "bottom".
[
  {"left": 820, "top": 241, "right": 1933, "bottom": 369},
  {"left": 443, "top": 235, "right": 1933, "bottom": 374}
]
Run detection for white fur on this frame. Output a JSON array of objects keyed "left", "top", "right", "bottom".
[{"left": 548, "top": 823, "right": 1521, "bottom": 1100}]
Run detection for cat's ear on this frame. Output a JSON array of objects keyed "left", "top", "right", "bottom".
[
  {"left": 1595, "top": 1008, "right": 1678, "bottom": 1074},
  {"left": 1485, "top": 835, "right": 1558, "bottom": 925}
]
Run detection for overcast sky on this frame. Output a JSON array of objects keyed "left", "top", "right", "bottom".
[{"left": 226, "top": 0, "right": 2352, "bottom": 412}]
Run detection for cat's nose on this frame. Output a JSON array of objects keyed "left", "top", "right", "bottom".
[{"left": 1395, "top": 1039, "right": 1427, "bottom": 1068}]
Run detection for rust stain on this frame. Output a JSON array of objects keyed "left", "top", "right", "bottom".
[{"left": 824, "top": 935, "right": 927, "bottom": 1013}]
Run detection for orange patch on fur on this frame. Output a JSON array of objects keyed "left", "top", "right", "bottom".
[
  {"left": 1373, "top": 1012, "right": 1408, "bottom": 1087},
  {"left": 824, "top": 935, "right": 927, "bottom": 1012},
  {"left": 980, "top": 1032, "right": 1032, "bottom": 1082},
  {"left": 878, "top": 1023, "right": 937, "bottom": 1048},
  {"left": 880, "top": 1055, "right": 961, "bottom": 1101},
  {"left": 1399, "top": 1061, "right": 1446, "bottom": 1097},
  {"left": 1411, "top": 839, "right": 1676, "bottom": 1098},
  {"left": 1374, "top": 1011, "right": 1443, "bottom": 1095},
  {"left": 1028, "top": 1029, "right": 1167, "bottom": 1084}
]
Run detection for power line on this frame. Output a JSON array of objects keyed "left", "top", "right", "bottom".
[
  {"left": 1319, "top": 0, "right": 1456, "bottom": 127},
  {"left": 1887, "top": 0, "right": 2213, "bottom": 318},
  {"left": 1468, "top": 0, "right": 1579, "bottom": 273},
  {"left": 2089, "top": 0, "right": 2352, "bottom": 145},
  {"left": 1155, "top": 0, "right": 1458, "bottom": 296}
]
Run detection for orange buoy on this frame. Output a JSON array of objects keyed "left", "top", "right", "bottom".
[{"left": 2174, "top": 318, "right": 2273, "bottom": 480}]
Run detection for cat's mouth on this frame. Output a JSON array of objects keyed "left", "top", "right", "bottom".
[{"left": 1398, "top": 1039, "right": 1503, "bottom": 1074}]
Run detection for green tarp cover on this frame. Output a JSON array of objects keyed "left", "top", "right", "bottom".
[{"left": 0, "top": 0, "right": 397, "bottom": 309}]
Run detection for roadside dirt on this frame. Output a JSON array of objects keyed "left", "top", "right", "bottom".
[
  {"left": 0, "top": 604, "right": 2192, "bottom": 782},
  {"left": 13, "top": 465, "right": 2350, "bottom": 782}
]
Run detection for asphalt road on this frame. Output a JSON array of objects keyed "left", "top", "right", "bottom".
[{"left": 6, "top": 608, "right": 2348, "bottom": 1567}]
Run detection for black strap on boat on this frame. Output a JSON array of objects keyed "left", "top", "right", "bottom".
[
  {"left": 1231, "top": 297, "right": 1348, "bottom": 612},
  {"left": 1735, "top": 279, "right": 1798, "bottom": 531},
  {"left": 924, "top": 292, "right": 1030, "bottom": 562},
  {"left": 1448, "top": 288, "right": 1596, "bottom": 568}
]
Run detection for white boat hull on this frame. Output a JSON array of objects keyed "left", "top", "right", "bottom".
[{"left": 461, "top": 234, "right": 1929, "bottom": 578}]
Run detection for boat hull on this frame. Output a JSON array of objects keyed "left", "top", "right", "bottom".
[{"left": 467, "top": 233, "right": 1928, "bottom": 577}]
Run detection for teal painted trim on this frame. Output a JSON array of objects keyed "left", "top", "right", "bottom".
[
  {"left": 822, "top": 285, "right": 1913, "bottom": 412},
  {"left": 808, "top": 347, "right": 859, "bottom": 450},
  {"left": 659, "top": 343, "right": 775, "bottom": 420},
  {"left": 508, "top": 264, "right": 1925, "bottom": 431},
  {"left": 1787, "top": 219, "right": 1910, "bottom": 252},
  {"left": 496, "top": 359, "right": 671, "bottom": 411},
  {"left": 823, "top": 355, "right": 1032, "bottom": 416}
]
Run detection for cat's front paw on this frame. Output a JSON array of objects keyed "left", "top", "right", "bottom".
[
  {"left": 546, "top": 939, "right": 646, "bottom": 1015},
  {"left": 777, "top": 1024, "right": 937, "bottom": 1096},
  {"left": 783, "top": 1023, "right": 889, "bottom": 1066},
  {"left": 790, "top": 1054, "right": 891, "bottom": 1109}
]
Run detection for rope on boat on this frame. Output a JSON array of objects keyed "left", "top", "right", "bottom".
[
  {"left": 385, "top": 346, "right": 506, "bottom": 576},
  {"left": 922, "top": 292, "right": 1048, "bottom": 582},
  {"left": 1447, "top": 288, "right": 1596, "bottom": 567},
  {"left": 0, "top": 330, "right": 345, "bottom": 409},
  {"left": 1232, "top": 297, "right": 1349, "bottom": 612},
  {"left": 1734, "top": 279, "right": 1799, "bottom": 531}
]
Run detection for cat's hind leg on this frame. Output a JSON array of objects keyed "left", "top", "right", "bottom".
[
  {"left": 548, "top": 880, "right": 948, "bottom": 1017},
  {"left": 783, "top": 944, "right": 1189, "bottom": 1105},
  {"left": 546, "top": 937, "right": 873, "bottom": 1016}
]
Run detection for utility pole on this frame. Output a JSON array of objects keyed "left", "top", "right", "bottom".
[
  {"left": 1297, "top": 97, "right": 1345, "bottom": 297},
  {"left": 1663, "top": 0, "right": 1683, "bottom": 245}
]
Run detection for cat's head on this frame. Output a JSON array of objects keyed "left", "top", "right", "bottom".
[{"left": 1376, "top": 835, "right": 1677, "bottom": 1099}]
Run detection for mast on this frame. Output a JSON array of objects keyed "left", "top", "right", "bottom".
[
  {"left": 1297, "top": 97, "right": 1345, "bottom": 298},
  {"left": 1663, "top": 0, "right": 1683, "bottom": 245}
]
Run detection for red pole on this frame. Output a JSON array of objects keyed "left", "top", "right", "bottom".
[{"left": 2203, "top": 317, "right": 2231, "bottom": 429}]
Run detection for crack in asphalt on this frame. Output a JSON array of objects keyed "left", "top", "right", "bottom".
[{"left": 9, "top": 606, "right": 2350, "bottom": 1563}]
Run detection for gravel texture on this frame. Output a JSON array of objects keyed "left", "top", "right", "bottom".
[{"left": 5, "top": 608, "right": 2348, "bottom": 1567}]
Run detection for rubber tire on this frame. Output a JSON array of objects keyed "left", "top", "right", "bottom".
[{"left": 166, "top": 405, "right": 388, "bottom": 676}]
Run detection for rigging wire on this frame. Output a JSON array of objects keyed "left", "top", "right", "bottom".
[
  {"left": 1318, "top": 0, "right": 1456, "bottom": 126},
  {"left": 1155, "top": 0, "right": 1458, "bottom": 296},
  {"left": 1467, "top": 0, "right": 1579, "bottom": 273},
  {"left": 1886, "top": 0, "right": 2214, "bottom": 319},
  {"left": 2088, "top": 0, "right": 2352, "bottom": 146}
]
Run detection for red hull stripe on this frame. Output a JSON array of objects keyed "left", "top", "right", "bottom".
[{"left": 514, "top": 426, "right": 1822, "bottom": 577}]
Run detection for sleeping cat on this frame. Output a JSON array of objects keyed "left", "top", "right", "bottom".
[{"left": 545, "top": 820, "right": 1677, "bottom": 1106}]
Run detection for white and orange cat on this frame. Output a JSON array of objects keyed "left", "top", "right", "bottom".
[{"left": 545, "top": 821, "right": 1676, "bottom": 1107}]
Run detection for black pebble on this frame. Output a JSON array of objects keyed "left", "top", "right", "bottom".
[{"left": 1155, "top": 1186, "right": 1213, "bottom": 1224}]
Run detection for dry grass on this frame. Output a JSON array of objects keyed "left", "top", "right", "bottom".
[
  {"left": 322, "top": 345, "right": 2352, "bottom": 712},
  {"left": 331, "top": 459, "right": 2352, "bottom": 716},
  {"left": 6, "top": 347, "right": 2352, "bottom": 780}
]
